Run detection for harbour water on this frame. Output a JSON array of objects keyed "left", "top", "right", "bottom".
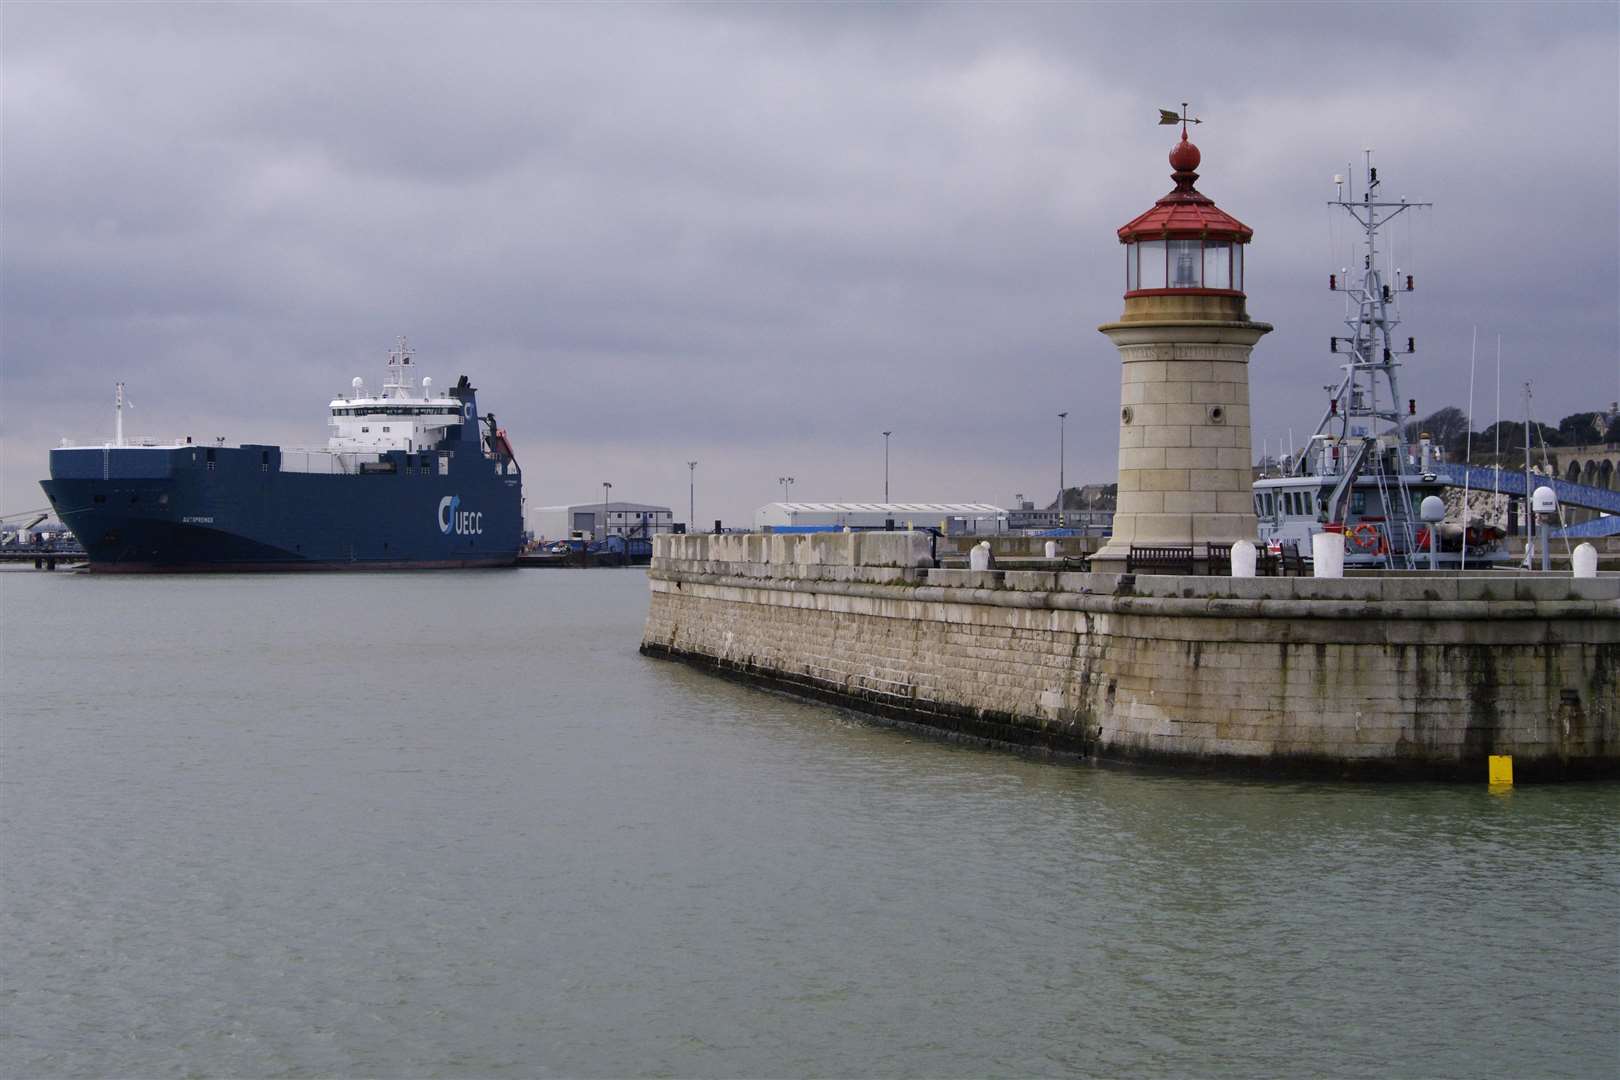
[{"left": 1, "top": 568, "right": 1615, "bottom": 1078}]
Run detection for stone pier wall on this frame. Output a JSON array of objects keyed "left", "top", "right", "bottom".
[{"left": 641, "top": 533, "right": 1619, "bottom": 780}]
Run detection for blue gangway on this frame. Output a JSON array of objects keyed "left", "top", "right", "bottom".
[
  {"left": 1431, "top": 463, "right": 1620, "bottom": 515},
  {"left": 1551, "top": 516, "right": 1620, "bottom": 539}
]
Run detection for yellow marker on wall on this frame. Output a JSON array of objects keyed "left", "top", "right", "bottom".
[{"left": 1488, "top": 754, "right": 1514, "bottom": 786}]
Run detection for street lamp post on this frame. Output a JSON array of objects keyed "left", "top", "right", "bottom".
[
  {"left": 1058, "top": 412, "right": 1068, "bottom": 528},
  {"left": 882, "top": 431, "right": 892, "bottom": 502},
  {"left": 778, "top": 475, "right": 794, "bottom": 503},
  {"left": 687, "top": 461, "right": 697, "bottom": 530},
  {"left": 601, "top": 481, "right": 612, "bottom": 541}
]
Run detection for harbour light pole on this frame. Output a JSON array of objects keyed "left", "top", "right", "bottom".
[
  {"left": 779, "top": 475, "right": 794, "bottom": 502},
  {"left": 1058, "top": 411, "right": 1068, "bottom": 528},
  {"left": 687, "top": 461, "right": 697, "bottom": 530},
  {"left": 882, "top": 431, "right": 892, "bottom": 502},
  {"left": 602, "top": 481, "right": 612, "bottom": 540}
]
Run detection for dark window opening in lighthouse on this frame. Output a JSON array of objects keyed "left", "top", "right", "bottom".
[{"left": 1170, "top": 240, "right": 1201, "bottom": 287}]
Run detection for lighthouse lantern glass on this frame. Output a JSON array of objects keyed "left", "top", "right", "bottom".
[
  {"left": 1203, "top": 242, "right": 1231, "bottom": 289},
  {"left": 1232, "top": 244, "right": 1243, "bottom": 291},
  {"left": 1133, "top": 240, "right": 1165, "bottom": 289},
  {"left": 1169, "top": 240, "right": 1200, "bottom": 287}
]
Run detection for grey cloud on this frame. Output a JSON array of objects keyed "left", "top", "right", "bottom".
[{"left": 2, "top": 2, "right": 1615, "bottom": 524}]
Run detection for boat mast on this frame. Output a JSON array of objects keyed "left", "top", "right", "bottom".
[{"left": 115, "top": 381, "right": 125, "bottom": 447}]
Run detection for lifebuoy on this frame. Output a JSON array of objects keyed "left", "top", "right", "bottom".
[{"left": 1349, "top": 523, "right": 1385, "bottom": 554}]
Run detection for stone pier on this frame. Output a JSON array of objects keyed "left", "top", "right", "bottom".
[{"left": 641, "top": 532, "right": 1619, "bottom": 780}]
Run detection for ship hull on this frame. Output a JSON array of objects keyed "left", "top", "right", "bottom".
[{"left": 42, "top": 443, "right": 522, "bottom": 572}]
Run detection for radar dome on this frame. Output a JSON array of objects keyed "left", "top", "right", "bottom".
[
  {"left": 351, "top": 377, "right": 364, "bottom": 390},
  {"left": 422, "top": 376, "right": 433, "bottom": 391}
]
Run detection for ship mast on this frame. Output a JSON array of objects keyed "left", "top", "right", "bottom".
[
  {"left": 383, "top": 336, "right": 416, "bottom": 398},
  {"left": 1303, "top": 151, "right": 1430, "bottom": 474}
]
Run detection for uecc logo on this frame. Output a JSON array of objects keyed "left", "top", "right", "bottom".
[{"left": 437, "top": 495, "right": 483, "bottom": 536}]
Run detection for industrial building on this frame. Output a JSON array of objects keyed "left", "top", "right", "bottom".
[
  {"left": 754, "top": 502, "right": 1008, "bottom": 533},
  {"left": 530, "top": 501, "right": 675, "bottom": 541}
]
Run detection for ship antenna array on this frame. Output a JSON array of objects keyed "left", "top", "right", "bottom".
[
  {"left": 1309, "top": 151, "right": 1432, "bottom": 475},
  {"left": 114, "top": 381, "right": 135, "bottom": 447}
]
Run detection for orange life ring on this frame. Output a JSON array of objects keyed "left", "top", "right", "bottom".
[{"left": 1349, "top": 523, "right": 1385, "bottom": 554}]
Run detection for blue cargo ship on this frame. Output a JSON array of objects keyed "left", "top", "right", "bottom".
[{"left": 41, "top": 340, "right": 522, "bottom": 571}]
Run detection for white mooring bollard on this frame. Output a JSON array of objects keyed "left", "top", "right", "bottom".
[
  {"left": 1572, "top": 542, "right": 1598, "bottom": 579},
  {"left": 1312, "top": 531, "right": 1345, "bottom": 578},
  {"left": 1044, "top": 540, "right": 1058, "bottom": 559},
  {"left": 969, "top": 541, "right": 992, "bottom": 572},
  {"left": 1231, "top": 539, "right": 1257, "bottom": 578}
]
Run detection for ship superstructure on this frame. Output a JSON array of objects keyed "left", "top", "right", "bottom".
[
  {"left": 1255, "top": 154, "right": 1507, "bottom": 568},
  {"left": 41, "top": 339, "right": 523, "bottom": 571}
]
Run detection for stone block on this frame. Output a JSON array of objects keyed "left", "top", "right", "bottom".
[
  {"left": 1122, "top": 359, "right": 1167, "bottom": 384},
  {"left": 1143, "top": 425, "right": 1192, "bottom": 448},
  {"left": 1129, "top": 513, "right": 1194, "bottom": 543},
  {"left": 1455, "top": 577, "right": 1510, "bottom": 602},
  {"left": 1162, "top": 491, "right": 1219, "bottom": 514},
  {"left": 1139, "top": 470, "right": 1192, "bottom": 492},
  {"left": 1189, "top": 513, "right": 1253, "bottom": 542},
  {"left": 1164, "top": 402, "right": 1211, "bottom": 427},
  {"left": 1189, "top": 425, "right": 1238, "bottom": 448},
  {"left": 1514, "top": 577, "right": 1575, "bottom": 602},
  {"left": 1161, "top": 447, "right": 1207, "bottom": 469},
  {"left": 1216, "top": 491, "right": 1256, "bottom": 514},
  {"left": 1118, "top": 491, "right": 1165, "bottom": 514},
  {"left": 1164, "top": 360, "right": 1214, "bottom": 382},
  {"left": 1568, "top": 577, "right": 1620, "bottom": 600},
  {"left": 1119, "top": 446, "right": 1167, "bottom": 471},
  {"left": 1292, "top": 578, "right": 1380, "bottom": 600},
  {"left": 1376, "top": 577, "right": 1460, "bottom": 602},
  {"left": 1188, "top": 468, "right": 1238, "bottom": 491},
  {"left": 1129, "top": 402, "right": 1167, "bottom": 427},
  {"left": 1003, "top": 571, "right": 1057, "bottom": 592}
]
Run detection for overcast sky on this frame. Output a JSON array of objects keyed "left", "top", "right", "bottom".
[{"left": 3, "top": 2, "right": 1616, "bottom": 527}]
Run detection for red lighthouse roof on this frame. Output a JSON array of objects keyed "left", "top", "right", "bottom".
[{"left": 1118, "top": 132, "right": 1252, "bottom": 243}]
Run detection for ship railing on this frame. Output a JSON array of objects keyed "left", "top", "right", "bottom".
[
  {"left": 278, "top": 448, "right": 389, "bottom": 475},
  {"left": 58, "top": 436, "right": 187, "bottom": 449}
]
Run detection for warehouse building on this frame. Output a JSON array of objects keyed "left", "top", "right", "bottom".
[
  {"left": 530, "top": 501, "right": 675, "bottom": 541},
  {"left": 753, "top": 502, "right": 1008, "bottom": 533}
]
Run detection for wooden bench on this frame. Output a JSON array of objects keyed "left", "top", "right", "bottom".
[{"left": 1126, "top": 545, "right": 1195, "bottom": 574}]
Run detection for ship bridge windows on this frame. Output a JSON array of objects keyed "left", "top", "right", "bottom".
[{"left": 332, "top": 406, "right": 460, "bottom": 418}]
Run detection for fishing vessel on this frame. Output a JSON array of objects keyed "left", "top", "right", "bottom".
[
  {"left": 1254, "top": 154, "right": 1508, "bottom": 569},
  {"left": 40, "top": 339, "right": 523, "bottom": 571}
]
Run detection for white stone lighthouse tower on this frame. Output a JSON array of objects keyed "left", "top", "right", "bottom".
[{"left": 1092, "top": 117, "right": 1271, "bottom": 569}]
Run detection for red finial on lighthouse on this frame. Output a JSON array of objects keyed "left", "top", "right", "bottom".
[{"left": 1169, "top": 132, "right": 1201, "bottom": 179}]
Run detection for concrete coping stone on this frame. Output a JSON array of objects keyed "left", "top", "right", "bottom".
[{"left": 652, "top": 534, "right": 1620, "bottom": 603}]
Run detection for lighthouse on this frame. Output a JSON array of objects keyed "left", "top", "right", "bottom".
[{"left": 1092, "top": 113, "right": 1271, "bottom": 570}]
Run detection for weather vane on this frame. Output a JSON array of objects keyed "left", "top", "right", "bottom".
[{"left": 1158, "top": 102, "right": 1202, "bottom": 137}]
